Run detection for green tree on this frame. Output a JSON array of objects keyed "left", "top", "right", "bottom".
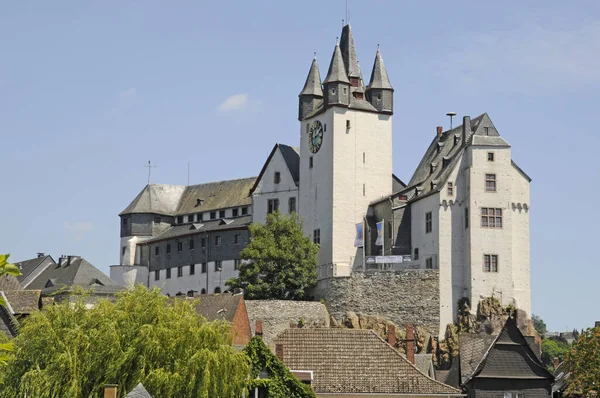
[
  {"left": 564, "top": 326, "right": 600, "bottom": 396},
  {"left": 226, "top": 212, "right": 318, "bottom": 300},
  {"left": 532, "top": 314, "right": 547, "bottom": 337},
  {"left": 0, "top": 285, "right": 250, "bottom": 398},
  {"left": 0, "top": 254, "right": 21, "bottom": 366},
  {"left": 244, "top": 336, "right": 316, "bottom": 398},
  {"left": 541, "top": 338, "right": 570, "bottom": 371}
]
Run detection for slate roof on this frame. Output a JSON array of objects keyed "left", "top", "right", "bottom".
[
  {"left": 339, "top": 24, "right": 361, "bottom": 79},
  {"left": 275, "top": 328, "right": 461, "bottom": 395},
  {"left": 459, "top": 333, "right": 497, "bottom": 382},
  {"left": 323, "top": 43, "right": 349, "bottom": 84},
  {"left": 26, "top": 256, "right": 123, "bottom": 295},
  {"left": 121, "top": 177, "right": 255, "bottom": 217},
  {"left": 299, "top": 57, "right": 323, "bottom": 97},
  {"left": 250, "top": 144, "right": 300, "bottom": 196},
  {"left": 195, "top": 294, "right": 242, "bottom": 323},
  {"left": 414, "top": 353, "right": 434, "bottom": 376},
  {"left": 14, "top": 255, "right": 52, "bottom": 283},
  {"left": 367, "top": 48, "right": 393, "bottom": 90},
  {"left": 552, "top": 362, "right": 569, "bottom": 394},
  {"left": 140, "top": 215, "right": 252, "bottom": 244},
  {"left": 0, "top": 305, "right": 16, "bottom": 338},
  {"left": 0, "top": 274, "right": 22, "bottom": 291},
  {"left": 461, "top": 318, "right": 553, "bottom": 385},
  {"left": 125, "top": 383, "right": 153, "bottom": 398},
  {"left": 2, "top": 290, "right": 41, "bottom": 315}
]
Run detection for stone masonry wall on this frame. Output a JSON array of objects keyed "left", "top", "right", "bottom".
[{"left": 314, "top": 270, "right": 440, "bottom": 336}]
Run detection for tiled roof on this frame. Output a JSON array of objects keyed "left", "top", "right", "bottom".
[
  {"left": 125, "top": 383, "right": 153, "bottom": 398},
  {"left": 195, "top": 294, "right": 242, "bottom": 323},
  {"left": 278, "top": 144, "right": 300, "bottom": 186},
  {"left": 140, "top": 215, "right": 252, "bottom": 244},
  {"left": 26, "top": 256, "right": 122, "bottom": 295},
  {"left": 275, "top": 328, "right": 461, "bottom": 395},
  {"left": 367, "top": 48, "right": 393, "bottom": 90},
  {"left": 120, "top": 177, "right": 255, "bottom": 217},
  {"left": 0, "top": 274, "right": 22, "bottom": 291},
  {"left": 2, "top": 290, "right": 41, "bottom": 314}
]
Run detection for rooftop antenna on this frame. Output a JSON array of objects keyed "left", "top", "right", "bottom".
[
  {"left": 144, "top": 159, "right": 156, "bottom": 184},
  {"left": 446, "top": 112, "right": 457, "bottom": 129}
]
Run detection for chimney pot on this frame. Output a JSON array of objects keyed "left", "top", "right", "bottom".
[
  {"left": 436, "top": 126, "right": 443, "bottom": 137},
  {"left": 37, "top": 252, "right": 45, "bottom": 258},
  {"left": 255, "top": 320, "right": 263, "bottom": 337},
  {"left": 406, "top": 324, "right": 415, "bottom": 365},
  {"left": 387, "top": 325, "right": 396, "bottom": 347},
  {"left": 104, "top": 384, "right": 118, "bottom": 398},
  {"left": 275, "top": 343, "right": 284, "bottom": 361},
  {"left": 553, "top": 357, "right": 559, "bottom": 369},
  {"left": 462, "top": 116, "right": 472, "bottom": 144}
]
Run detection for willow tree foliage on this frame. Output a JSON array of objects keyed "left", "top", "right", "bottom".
[
  {"left": 0, "top": 285, "right": 250, "bottom": 398},
  {"left": 226, "top": 212, "right": 318, "bottom": 300},
  {"left": 0, "top": 253, "right": 20, "bottom": 366}
]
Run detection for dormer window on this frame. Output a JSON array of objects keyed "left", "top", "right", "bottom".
[
  {"left": 437, "top": 143, "right": 444, "bottom": 154},
  {"left": 430, "top": 163, "right": 437, "bottom": 174},
  {"left": 454, "top": 134, "right": 460, "bottom": 146},
  {"left": 274, "top": 172, "right": 281, "bottom": 184},
  {"left": 442, "top": 157, "right": 450, "bottom": 168},
  {"left": 484, "top": 127, "right": 490, "bottom": 136},
  {"left": 177, "top": 216, "right": 183, "bottom": 224},
  {"left": 195, "top": 198, "right": 205, "bottom": 207}
]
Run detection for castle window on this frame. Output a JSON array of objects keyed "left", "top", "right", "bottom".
[
  {"left": 387, "top": 221, "right": 392, "bottom": 238},
  {"left": 377, "top": 93, "right": 382, "bottom": 100},
  {"left": 201, "top": 238, "right": 206, "bottom": 248},
  {"left": 166, "top": 244, "right": 171, "bottom": 254},
  {"left": 414, "top": 248, "right": 419, "bottom": 260},
  {"left": 219, "top": 210, "right": 226, "bottom": 218},
  {"left": 363, "top": 152, "right": 365, "bottom": 164},
  {"left": 274, "top": 172, "right": 281, "bottom": 184},
  {"left": 426, "top": 257, "right": 434, "bottom": 269},
  {"left": 465, "top": 208, "right": 469, "bottom": 229},
  {"left": 324, "top": 124, "right": 326, "bottom": 132},
  {"left": 241, "top": 206, "right": 248, "bottom": 215},
  {"left": 346, "top": 119, "right": 351, "bottom": 129},
  {"left": 485, "top": 174, "right": 496, "bottom": 192},
  {"left": 306, "top": 124, "right": 309, "bottom": 134},
  {"left": 363, "top": 184, "right": 366, "bottom": 196},
  {"left": 201, "top": 288, "right": 206, "bottom": 294},
  {"left": 177, "top": 216, "right": 183, "bottom": 224},
  {"left": 447, "top": 182, "right": 453, "bottom": 196},
  {"left": 488, "top": 152, "right": 494, "bottom": 161},
  {"left": 268, "top": 199, "right": 280, "bottom": 214},
  {"left": 309, "top": 156, "right": 313, "bottom": 168},
  {"left": 484, "top": 127, "right": 490, "bottom": 136},
  {"left": 122, "top": 217, "right": 128, "bottom": 226},
  {"left": 122, "top": 246, "right": 126, "bottom": 256},
  {"left": 214, "top": 287, "right": 221, "bottom": 294},
  {"left": 196, "top": 213, "right": 203, "bottom": 222},
  {"left": 234, "top": 234, "right": 241, "bottom": 245},
  {"left": 201, "top": 263, "right": 207, "bottom": 273},
  {"left": 210, "top": 211, "right": 216, "bottom": 220},
  {"left": 154, "top": 270, "right": 160, "bottom": 281},
  {"left": 177, "top": 266, "right": 183, "bottom": 277},
  {"left": 331, "top": 88, "right": 336, "bottom": 95},
  {"left": 481, "top": 208, "right": 503, "bottom": 228},
  {"left": 215, "top": 236, "right": 221, "bottom": 246},
  {"left": 177, "top": 242, "right": 183, "bottom": 252},
  {"left": 343, "top": 87, "right": 347, "bottom": 95},
  {"left": 215, "top": 260, "right": 222, "bottom": 272},
  {"left": 289, "top": 197, "right": 296, "bottom": 213},
  {"left": 166, "top": 268, "right": 171, "bottom": 279},
  {"left": 190, "top": 264, "right": 195, "bottom": 275},
  {"left": 313, "top": 229, "right": 321, "bottom": 244},
  {"left": 189, "top": 239, "right": 194, "bottom": 250},
  {"left": 234, "top": 259, "right": 241, "bottom": 270},
  {"left": 155, "top": 246, "right": 159, "bottom": 256},
  {"left": 232, "top": 208, "right": 239, "bottom": 217},
  {"left": 484, "top": 254, "right": 498, "bottom": 272},
  {"left": 425, "top": 212, "right": 432, "bottom": 233}
]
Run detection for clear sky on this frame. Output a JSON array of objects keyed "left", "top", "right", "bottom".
[{"left": 1, "top": 1, "right": 598, "bottom": 332}]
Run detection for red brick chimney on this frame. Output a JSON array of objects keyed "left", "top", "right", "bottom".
[
  {"left": 436, "top": 126, "right": 443, "bottom": 137},
  {"left": 553, "top": 357, "right": 559, "bottom": 369},
  {"left": 387, "top": 325, "right": 396, "bottom": 347},
  {"left": 255, "top": 320, "right": 263, "bottom": 338},
  {"left": 104, "top": 385, "right": 118, "bottom": 398},
  {"left": 406, "top": 324, "right": 415, "bottom": 364},
  {"left": 276, "top": 343, "right": 284, "bottom": 361}
]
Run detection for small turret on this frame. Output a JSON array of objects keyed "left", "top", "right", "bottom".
[
  {"left": 298, "top": 55, "right": 323, "bottom": 121},
  {"left": 323, "top": 41, "right": 351, "bottom": 107},
  {"left": 366, "top": 47, "right": 394, "bottom": 114},
  {"left": 339, "top": 24, "right": 361, "bottom": 87}
]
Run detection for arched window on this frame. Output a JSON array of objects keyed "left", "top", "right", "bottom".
[
  {"left": 214, "top": 287, "right": 221, "bottom": 294},
  {"left": 201, "top": 288, "right": 206, "bottom": 295}
]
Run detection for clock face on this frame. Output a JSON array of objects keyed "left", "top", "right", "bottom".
[{"left": 308, "top": 120, "right": 324, "bottom": 154}]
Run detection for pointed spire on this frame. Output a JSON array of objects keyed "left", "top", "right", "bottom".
[
  {"left": 299, "top": 55, "right": 323, "bottom": 97},
  {"left": 367, "top": 47, "right": 393, "bottom": 90},
  {"left": 323, "top": 41, "right": 350, "bottom": 84},
  {"left": 339, "top": 24, "right": 361, "bottom": 79}
]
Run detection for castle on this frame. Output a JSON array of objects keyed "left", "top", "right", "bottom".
[{"left": 112, "top": 23, "right": 531, "bottom": 337}]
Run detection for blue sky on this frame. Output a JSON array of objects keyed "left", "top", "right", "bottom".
[{"left": 1, "top": 1, "right": 598, "bottom": 332}]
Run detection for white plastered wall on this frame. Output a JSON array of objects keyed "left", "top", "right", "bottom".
[{"left": 148, "top": 260, "right": 240, "bottom": 296}]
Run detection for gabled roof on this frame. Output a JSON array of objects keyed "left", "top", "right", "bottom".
[
  {"left": 195, "top": 294, "right": 243, "bottom": 323},
  {"left": 367, "top": 47, "right": 393, "bottom": 90},
  {"left": 2, "top": 290, "right": 42, "bottom": 315},
  {"left": 275, "top": 328, "right": 461, "bottom": 395},
  {"left": 125, "top": 383, "right": 153, "bottom": 398},
  {"left": 323, "top": 43, "right": 349, "bottom": 84},
  {"left": 121, "top": 178, "right": 256, "bottom": 217},
  {"left": 339, "top": 24, "right": 361, "bottom": 79},
  {"left": 249, "top": 144, "right": 300, "bottom": 196},
  {"left": 14, "top": 255, "right": 53, "bottom": 283},
  {"left": 461, "top": 318, "right": 553, "bottom": 385},
  {"left": 0, "top": 274, "right": 22, "bottom": 291},
  {"left": 26, "top": 256, "right": 122, "bottom": 295},
  {"left": 299, "top": 57, "right": 323, "bottom": 97}
]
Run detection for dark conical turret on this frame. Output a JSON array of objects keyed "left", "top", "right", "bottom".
[
  {"left": 366, "top": 47, "right": 394, "bottom": 113},
  {"left": 339, "top": 24, "right": 362, "bottom": 85},
  {"left": 298, "top": 56, "right": 323, "bottom": 120},
  {"left": 323, "top": 41, "right": 350, "bottom": 107}
]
